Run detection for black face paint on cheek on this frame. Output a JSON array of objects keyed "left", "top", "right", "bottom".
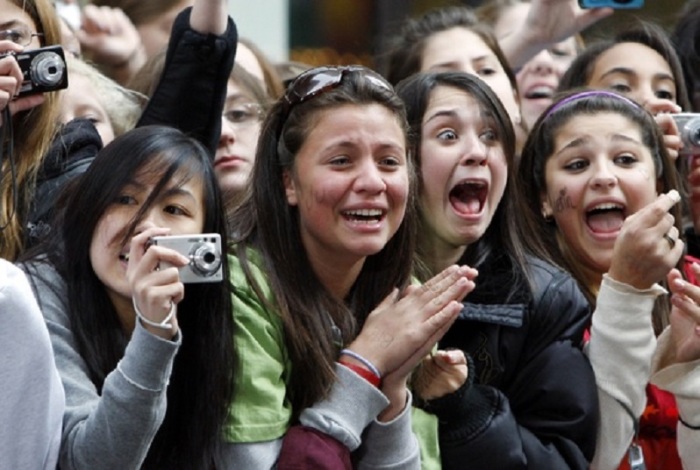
[{"left": 553, "top": 187, "right": 576, "bottom": 214}]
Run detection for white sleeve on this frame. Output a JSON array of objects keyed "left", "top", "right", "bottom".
[
  {"left": 588, "top": 275, "right": 664, "bottom": 470},
  {"left": 650, "top": 328, "right": 700, "bottom": 468}
]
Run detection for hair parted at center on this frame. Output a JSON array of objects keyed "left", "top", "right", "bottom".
[{"left": 229, "top": 67, "right": 416, "bottom": 414}]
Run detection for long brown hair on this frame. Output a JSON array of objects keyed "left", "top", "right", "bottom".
[
  {"left": 1, "top": 0, "right": 62, "bottom": 260},
  {"left": 517, "top": 90, "right": 683, "bottom": 333},
  {"left": 230, "top": 67, "right": 416, "bottom": 414}
]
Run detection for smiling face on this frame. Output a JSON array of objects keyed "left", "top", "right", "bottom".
[
  {"left": 420, "top": 27, "right": 521, "bottom": 126},
  {"left": 89, "top": 168, "right": 205, "bottom": 307},
  {"left": 419, "top": 85, "right": 508, "bottom": 252},
  {"left": 542, "top": 112, "right": 658, "bottom": 274},
  {"left": 214, "top": 78, "right": 262, "bottom": 195},
  {"left": 587, "top": 42, "right": 678, "bottom": 114},
  {"left": 493, "top": 3, "right": 578, "bottom": 130},
  {"left": 284, "top": 103, "right": 408, "bottom": 269}
]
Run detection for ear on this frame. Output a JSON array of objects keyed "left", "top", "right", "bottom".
[
  {"left": 283, "top": 169, "right": 298, "bottom": 206},
  {"left": 541, "top": 195, "right": 553, "bottom": 219}
]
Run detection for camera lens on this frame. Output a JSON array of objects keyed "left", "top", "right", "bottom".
[
  {"left": 30, "top": 51, "right": 66, "bottom": 87},
  {"left": 686, "top": 118, "right": 700, "bottom": 148},
  {"left": 190, "top": 243, "right": 222, "bottom": 276}
]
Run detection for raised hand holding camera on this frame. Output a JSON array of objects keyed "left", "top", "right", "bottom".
[
  {"left": 126, "top": 227, "right": 189, "bottom": 338},
  {"left": 11, "top": 45, "right": 68, "bottom": 97},
  {"left": 149, "top": 234, "right": 223, "bottom": 283}
]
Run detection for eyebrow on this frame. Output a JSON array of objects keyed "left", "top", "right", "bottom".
[
  {"left": 424, "top": 108, "right": 492, "bottom": 125},
  {"left": 124, "top": 180, "right": 197, "bottom": 201},
  {"left": 162, "top": 186, "right": 198, "bottom": 202},
  {"left": 225, "top": 93, "right": 255, "bottom": 106},
  {"left": 424, "top": 109, "right": 458, "bottom": 125},
  {"left": 600, "top": 66, "right": 675, "bottom": 83},
  {"left": 556, "top": 133, "right": 642, "bottom": 155},
  {"left": 0, "top": 20, "right": 26, "bottom": 30},
  {"left": 429, "top": 54, "right": 494, "bottom": 69}
]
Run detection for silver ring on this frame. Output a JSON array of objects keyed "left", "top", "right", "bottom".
[{"left": 663, "top": 233, "right": 676, "bottom": 249}]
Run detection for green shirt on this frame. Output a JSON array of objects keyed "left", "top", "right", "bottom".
[{"left": 224, "top": 249, "right": 441, "bottom": 468}]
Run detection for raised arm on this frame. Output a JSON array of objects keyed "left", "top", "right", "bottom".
[{"left": 497, "top": 0, "right": 612, "bottom": 70}]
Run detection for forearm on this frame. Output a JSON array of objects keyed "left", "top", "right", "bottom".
[
  {"left": 587, "top": 275, "right": 660, "bottom": 412},
  {"left": 136, "top": 7, "right": 237, "bottom": 154},
  {"left": 650, "top": 329, "right": 700, "bottom": 467},
  {"left": 587, "top": 276, "right": 663, "bottom": 469},
  {"left": 60, "top": 323, "right": 180, "bottom": 469},
  {"left": 298, "top": 365, "right": 389, "bottom": 451},
  {"left": 355, "top": 391, "right": 420, "bottom": 470}
]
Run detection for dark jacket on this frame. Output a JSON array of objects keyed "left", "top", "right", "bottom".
[
  {"left": 26, "top": 7, "right": 237, "bottom": 247},
  {"left": 425, "top": 253, "right": 598, "bottom": 470},
  {"left": 137, "top": 7, "right": 237, "bottom": 155}
]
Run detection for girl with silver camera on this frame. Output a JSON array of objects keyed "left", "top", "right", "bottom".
[{"left": 21, "top": 125, "right": 235, "bottom": 469}]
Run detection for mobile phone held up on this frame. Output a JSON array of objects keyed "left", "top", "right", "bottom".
[{"left": 579, "top": 0, "right": 644, "bottom": 8}]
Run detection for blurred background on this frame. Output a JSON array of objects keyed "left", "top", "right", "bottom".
[{"left": 231, "top": 0, "right": 688, "bottom": 68}]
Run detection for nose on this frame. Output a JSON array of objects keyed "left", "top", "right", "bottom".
[
  {"left": 353, "top": 158, "right": 387, "bottom": 194},
  {"left": 590, "top": 161, "right": 618, "bottom": 190},
  {"left": 134, "top": 209, "right": 162, "bottom": 235},
  {"left": 461, "top": 134, "right": 489, "bottom": 167},
  {"left": 529, "top": 50, "right": 555, "bottom": 76},
  {"left": 219, "top": 115, "right": 235, "bottom": 147}
]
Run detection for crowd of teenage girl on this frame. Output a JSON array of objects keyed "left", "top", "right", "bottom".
[{"left": 1, "top": 0, "right": 699, "bottom": 468}]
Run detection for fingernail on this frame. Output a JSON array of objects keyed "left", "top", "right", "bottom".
[
  {"left": 674, "top": 278, "right": 685, "bottom": 290},
  {"left": 668, "top": 189, "right": 680, "bottom": 203}
]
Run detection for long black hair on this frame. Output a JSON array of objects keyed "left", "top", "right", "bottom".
[{"left": 23, "top": 125, "right": 235, "bottom": 468}]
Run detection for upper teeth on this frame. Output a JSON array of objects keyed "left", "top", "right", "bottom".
[
  {"left": 591, "top": 203, "right": 622, "bottom": 211},
  {"left": 528, "top": 86, "right": 553, "bottom": 96},
  {"left": 345, "top": 209, "right": 382, "bottom": 217}
]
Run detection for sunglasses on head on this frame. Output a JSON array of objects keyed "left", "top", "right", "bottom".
[{"left": 281, "top": 65, "right": 393, "bottom": 117}]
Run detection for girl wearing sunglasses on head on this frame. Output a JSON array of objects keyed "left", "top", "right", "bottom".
[{"left": 221, "top": 65, "right": 477, "bottom": 468}]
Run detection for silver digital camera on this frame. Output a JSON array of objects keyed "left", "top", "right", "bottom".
[
  {"left": 149, "top": 234, "right": 223, "bottom": 283},
  {"left": 10, "top": 45, "right": 69, "bottom": 97},
  {"left": 672, "top": 113, "right": 700, "bottom": 157}
]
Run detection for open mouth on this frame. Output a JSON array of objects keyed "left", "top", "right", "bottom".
[
  {"left": 525, "top": 86, "right": 554, "bottom": 100},
  {"left": 449, "top": 181, "right": 488, "bottom": 215},
  {"left": 342, "top": 208, "right": 385, "bottom": 224},
  {"left": 586, "top": 203, "right": 626, "bottom": 233}
]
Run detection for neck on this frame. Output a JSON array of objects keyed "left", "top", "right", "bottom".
[
  {"left": 307, "top": 253, "right": 365, "bottom": 300},
  {"left": 419, "top": 231, "right": 468, "bottom": 277}
]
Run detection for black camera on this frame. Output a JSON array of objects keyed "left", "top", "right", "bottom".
[
  {"left": 672, "top": 113, "right": 700, "bottom": 157},
  {"left": 578, "top": 0, "right": 644, "bottom": 8},
  {"left": 11, "top": 45, "right": 68, "bottom": 98}
]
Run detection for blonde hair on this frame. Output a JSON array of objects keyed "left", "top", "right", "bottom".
[{"left": 66, "top": 55, "right": 146, "bottom": 136}]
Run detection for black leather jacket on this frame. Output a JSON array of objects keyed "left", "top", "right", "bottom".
[{"left": 424, "top": 254, "right": 598, "bottom": 470}]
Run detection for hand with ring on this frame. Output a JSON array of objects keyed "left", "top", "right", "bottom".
[{"left": 608, "top": 190, "right": 684, "bottom": 290}]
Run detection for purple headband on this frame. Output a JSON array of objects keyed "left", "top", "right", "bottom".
[
  {"left": 543, "top": 90, "right": 642, "bottom": 120},
  {"left": 541, "top": 89, "right": 663, "bottom": 178}
]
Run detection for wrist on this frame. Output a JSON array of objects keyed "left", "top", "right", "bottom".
[{"left": 339, "top": 349, "right": 382, "bottom": 387}]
